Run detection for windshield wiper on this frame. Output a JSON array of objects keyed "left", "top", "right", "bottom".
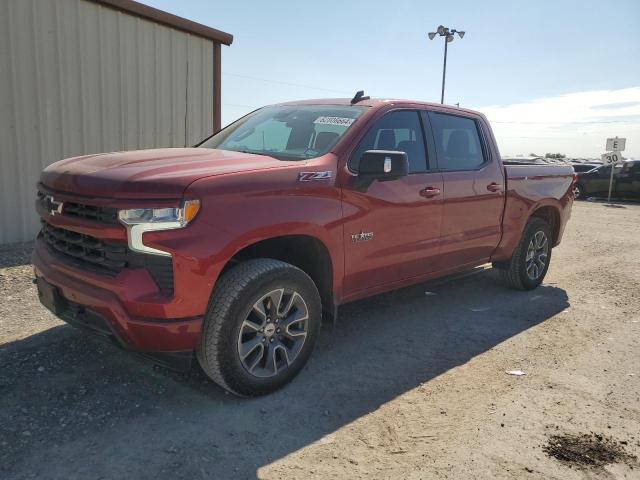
[{"left": 234, "top": 149, "right": 283, "bottom": 161}]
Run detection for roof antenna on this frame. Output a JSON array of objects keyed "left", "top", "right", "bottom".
[{"left": 351, "top": 90, "right": 370, "bottom": 104}]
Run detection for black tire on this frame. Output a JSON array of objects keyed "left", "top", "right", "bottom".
[
  {"left": 197, "top": 258, "right": 322, "bottom": 396},
  {"left": 496, "top": 217, "right": 552, "bottom": 291},
  {"left": 573, "top": 183, "right": 585, "bottom": 199}
]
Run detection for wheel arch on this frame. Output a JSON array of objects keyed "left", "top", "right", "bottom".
[
  {"left": 219, "top": 234, "right": 336, "bottom": 321},
  {"left": 529, "top": 204, "right": 561, "bottom": 246}
]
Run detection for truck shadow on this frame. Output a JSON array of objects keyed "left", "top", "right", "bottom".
[{"left": 0, "top": 269, "right": 569, "bottom": 480}]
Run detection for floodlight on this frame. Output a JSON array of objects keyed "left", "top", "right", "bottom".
[{"left": 428, "top": 25, "right": 466, "bottom": 104}]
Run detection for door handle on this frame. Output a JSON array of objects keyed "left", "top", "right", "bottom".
[
  {"left": 487, "top": 182, "right": 503, "bottom": 192},
  {"left": 420, "top": 186, "right": 441, "bottom": 198}
]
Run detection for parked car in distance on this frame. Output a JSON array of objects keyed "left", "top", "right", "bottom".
[
  {"left": 574, "top": 160, "right": 640, "bottom": 199},
  {"left": 501, "top": 156, "right": 547, "bottom": 165},
  {"left": 569, "top": 163, "right": 601, "bottom": 173},
  {"left": 33, "top": 94, "right": 576, "bottom": 396}
]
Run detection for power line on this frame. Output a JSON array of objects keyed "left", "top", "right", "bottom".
[
  {"left": 222, "top": 72, "right": 352, "bottom": 95},
  {"left": 223, "top": 102, "right": 257, "bottom": 109}
]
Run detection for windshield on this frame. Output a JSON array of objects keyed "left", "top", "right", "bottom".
[{"left": 199, "top": 105, "right": 367, "bottom": 160}]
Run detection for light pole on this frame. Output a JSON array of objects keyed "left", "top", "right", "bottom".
[{"left": 428, "top": 25, "right": 465, "bottom": 104}]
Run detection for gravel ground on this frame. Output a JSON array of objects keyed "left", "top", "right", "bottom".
[{"left": 1, "top": 201, "right": 639, "bottom": 479}]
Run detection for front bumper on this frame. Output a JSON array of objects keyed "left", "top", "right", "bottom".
[{"left": 33, "top": 238, "right": 203, "bottom": 353}]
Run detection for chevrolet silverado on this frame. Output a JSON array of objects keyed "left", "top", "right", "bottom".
[{"left": 34, "top": 93, "right": 575, "bottom": 396}]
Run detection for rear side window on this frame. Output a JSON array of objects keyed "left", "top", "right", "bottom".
[
  {"left": 597, "top": 165, "right": 623, "bottom": 177},
  {"left": 429, "top": 112, "right": 485, "bottom": 171},
  {"left": 351, "top": 111, "right": 428, "bottom": 173}
]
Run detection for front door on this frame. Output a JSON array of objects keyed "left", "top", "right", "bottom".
[
  {"left": 587, "top": 164, "right": 623, "bottom": 196},
  {"left": 425, "top": 111, "right": 505, "bottom": 270},
  {"left": 341, "top": 110, "right": 443, "bottom": 296}
]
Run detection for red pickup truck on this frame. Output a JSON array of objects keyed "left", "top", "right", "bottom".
[{"left": 34, "top": 94, "right": 575, "bottom": 396}]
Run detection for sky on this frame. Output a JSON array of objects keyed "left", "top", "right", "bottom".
[{"left": 142, "top": 0, "right": 640, "bottom": 158}]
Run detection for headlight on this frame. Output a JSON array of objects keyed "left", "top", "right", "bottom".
[
  {"left": 118, "top": 200, "right": 200, "bottom": 256},
  {"left": 118, "top": 200, "right": 200, "bottom": 226}
]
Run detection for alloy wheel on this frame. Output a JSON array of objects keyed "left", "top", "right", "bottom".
[
  {"left": 237, "top": 288, "right": 308, "bottom": 378},
  {"left": 525, "top": 231, "right": 549, "bottom": 280}
]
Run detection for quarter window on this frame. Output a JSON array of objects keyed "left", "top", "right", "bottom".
[
  {"left": 351, "top": 111, "right": 428, "bottom": 173},
  {"left": 429, "top": 112, "right": 485, "bottom": 171}
]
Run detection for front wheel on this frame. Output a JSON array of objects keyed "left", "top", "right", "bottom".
[
  {"left": 496, "top": 217, "right": 552, "bottom": 290},
  {"left": 197, "top": 259, "right": 322, "bottom": 396}
]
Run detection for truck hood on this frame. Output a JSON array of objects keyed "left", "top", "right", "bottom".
[{"left": 40, "top": 148, "right": 287, "bottom": 199}]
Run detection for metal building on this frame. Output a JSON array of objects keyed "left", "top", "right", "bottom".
[{"left": 0, "top": 0, "right": 233, "bottom": 243}]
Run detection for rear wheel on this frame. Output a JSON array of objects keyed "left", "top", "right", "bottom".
[
  {"left": 197, "top": 259, "right": 321, "bottom": 396},
  {"left": 496, "top": 217, "right": 552, "bottom": 290}
]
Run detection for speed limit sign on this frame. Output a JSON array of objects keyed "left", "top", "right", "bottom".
[{"left": 601, "top": 152, "right": 622, "bottom": 164}]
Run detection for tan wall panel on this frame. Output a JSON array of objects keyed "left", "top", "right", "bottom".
[{"left": 0, "top": 0, "right": 215, "bottom": 243}]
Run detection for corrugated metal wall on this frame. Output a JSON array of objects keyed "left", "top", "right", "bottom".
[{"left": 0, "top": 0, "right": 215, "bottom": 243}]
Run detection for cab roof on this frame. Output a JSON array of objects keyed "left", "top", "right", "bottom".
[{"left": 275, "top": 98, "right": 482, "bottom": 117}]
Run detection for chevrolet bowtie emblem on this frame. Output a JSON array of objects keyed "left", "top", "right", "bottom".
[
  {"left": 351, "top": 231, "right": 374, "bottom": 243},
  {"left": 45, "top": 195, "right": 64, "bottom": 216}
]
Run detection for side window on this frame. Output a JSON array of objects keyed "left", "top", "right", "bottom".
[
  {"left": 627, "top": 162, "right": 640, "bottom": 178},
  {"left": 599, "top": 165, "right": 623, "bottom": 177},
  {"left": 351, "top": 111, "right": 428, "bottom": 173},
  {"left": 429, "top": 112, "right": 485, "bottom": 171}
]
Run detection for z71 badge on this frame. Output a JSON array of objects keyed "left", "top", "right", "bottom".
[
  {"left": 351, "top": 231, "right": 374, "bottom": 243},
  {"left": 298, "top": 171, "right": 332, "bottom": 182}
]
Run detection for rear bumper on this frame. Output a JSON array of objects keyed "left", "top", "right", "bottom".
[{"left": 33, "top": 238, "right": 203, "bottom": 353}]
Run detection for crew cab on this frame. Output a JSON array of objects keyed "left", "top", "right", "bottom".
[{"left": 33, "top": 94, "right": 575, "bottom": 396}]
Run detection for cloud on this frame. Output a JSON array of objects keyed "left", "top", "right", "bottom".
[
  {"left": 477, "top": 87, "right": 640, "bottom": 158},
  {"left": 590, "top": 101, "right": 640, "bottom": 110}
]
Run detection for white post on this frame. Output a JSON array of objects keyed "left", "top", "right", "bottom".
[
  {"left": 606, "top": 151, "right": 619, "bottom": 204},
  {"left": 607, "top": 158, "right": 615, "bottom": 204}
]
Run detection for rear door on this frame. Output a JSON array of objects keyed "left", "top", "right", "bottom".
[
  {"left": 341, "top": 109, "right": 444, "bottom": 295},
  {"left": 425, "top": 111, "right": 505, "bottom": 270}
]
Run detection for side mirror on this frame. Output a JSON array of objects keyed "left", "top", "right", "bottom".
[{"left": 356, "top": 150, "right": 409, "bottom": 180}]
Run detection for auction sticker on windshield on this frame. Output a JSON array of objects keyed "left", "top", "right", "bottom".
[{"left": 313, "top": 116, "right": 356, "bottom": 127}]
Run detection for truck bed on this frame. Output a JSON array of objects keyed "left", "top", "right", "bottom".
[{"left": 491, "top": 163, "right": 575, "bottom": 262}]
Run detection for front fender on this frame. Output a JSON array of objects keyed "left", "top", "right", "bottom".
[{"left": 180, "top": 166, "right": 345, "bottom": 303}]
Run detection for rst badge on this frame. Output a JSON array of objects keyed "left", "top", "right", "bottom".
[
  {"left": 298, "top": 171, "right": 332, "bottom": 182},
  {"left": 351, "top": 231, "right": 374, "bottom": 243}
]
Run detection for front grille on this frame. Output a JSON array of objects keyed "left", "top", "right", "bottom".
[
  {"left": 37, "top": 189, "right": 119, "bottom": 225},
  {"left": 41, "top": 222, "right": 174, "bottom": 296},
  {"left": 42, "top": 222, "right": 126, "bottom": 273},
  {"left": 63, "top": 202, "right": 118, "bottom": 224}
]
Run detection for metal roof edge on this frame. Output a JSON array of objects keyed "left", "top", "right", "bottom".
[{"left": 91, "top": 0, "right": 233, "bottom": 45}]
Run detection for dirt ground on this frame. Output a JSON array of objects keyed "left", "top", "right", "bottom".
[{"left": 1, "top": 200, "right": 639, "bottom": 480}]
